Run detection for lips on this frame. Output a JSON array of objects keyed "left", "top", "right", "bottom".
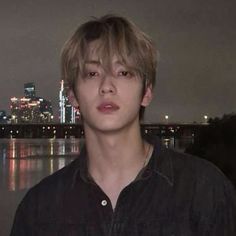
[{"left": 97, "top": 102, "right": 120, "bottom": 113}]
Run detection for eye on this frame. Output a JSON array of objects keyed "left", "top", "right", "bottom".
[
  {"left": 117, "top": 70, "right": 133, "bottom": 78},
  {"left": 88, "top": 72, "right": 98, "bottom": 77},
  {"left": 85, "top": 71, "right": 99, "bottom": 79}
]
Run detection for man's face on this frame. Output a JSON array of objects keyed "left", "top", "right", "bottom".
[{"left": 70, "top": 41, "right": 152, "bottom": 134}]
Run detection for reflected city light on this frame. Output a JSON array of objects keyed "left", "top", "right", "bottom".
[
  {"left": 50, "top": 159, "right": 54, "bottom": 174},
  {"left": 10, "top": 139, "right": 16, "bottom": 158},
  {"left": 58, "top": 158, "right": 66, "bottom": 170},
  {"left": 50, "top": 139, "right": 54, "bottom": 156},
  {"left": 1, "top": 139, "right": 80, "bottom": 191},
  {"left": 9, "top": 159, "right": 16, "bottom": 191}
]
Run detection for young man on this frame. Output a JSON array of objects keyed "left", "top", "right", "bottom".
[{"left": 11, "top": 15, "right": 236, "bottom": 235}]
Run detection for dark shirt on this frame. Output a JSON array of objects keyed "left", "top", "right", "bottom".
[{"left": 11, "top": 137, "right": 236, "bottom": 236}]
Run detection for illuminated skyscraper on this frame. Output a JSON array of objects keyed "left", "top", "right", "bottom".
[
  {"left": 24, "top": 82, "right": 36, "bottom": 98},
  {"left": 59, "top": 80, "right": 66, "bottom": 123},
  {"left": 39, "top": 98, "right": 53, "bottom": 122},
  {"left": 59, "top": 80, "right": 80, "bottom": 123}
]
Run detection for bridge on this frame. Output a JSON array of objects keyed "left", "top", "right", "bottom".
[{"left": 0, "top": 123, "right": 207, "bottom": 139}]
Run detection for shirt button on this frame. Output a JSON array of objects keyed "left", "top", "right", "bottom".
[{"left": 101, "top": 200, "right": 107, "bottom": 206}]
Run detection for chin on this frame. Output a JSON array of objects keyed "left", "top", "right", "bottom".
[
  {"left": 96, "top": 123, "right": 124, "bottom": 133},
  {"left": 84, "top": 120, "right": 126, "bottom": 134},
  {"left": 84, "top": 112, "right": 140, "bottom": 134}
]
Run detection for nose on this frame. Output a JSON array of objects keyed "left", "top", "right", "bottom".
[{"left": 99, "top": 75, "right": 116, "bottom": 95}]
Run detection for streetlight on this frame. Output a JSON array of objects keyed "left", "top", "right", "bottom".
[
  {"left": 165, "top": 115, "right": 169, "bottom": 124},
  {"left": 11, "top": 115, "right": 16, "bottom": 124},
  {"left": 204, "top": 115, "right": 208, "bottom": 124}
]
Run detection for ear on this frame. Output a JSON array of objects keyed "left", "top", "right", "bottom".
[
  {"left": 67, "top": 89, "right": 79, "bottom": 108},
  {"left": 141, "top": 86, "right": 153, "bottom": 107}
]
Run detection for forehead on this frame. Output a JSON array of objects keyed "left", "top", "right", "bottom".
[
  {"left": 85, "top": 40, "right": 116, "bottom": 62},
  {"left": 84, "top": 40, "right": 135, "bottom": 69}
]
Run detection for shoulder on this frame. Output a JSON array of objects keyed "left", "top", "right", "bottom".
[
  {"left": 22, "top": 157, "right": 80, "bottom": 204},
  {"left": 160, "top": 148, "right": 236, "bottom": 227},
  {"left": 11, "top": 157, "right": 83, "bottom": 234},
  {"left": 162, "top": 147, "right": 232, "bottom": 188},
  {"left": 148, "top": 135, "right": 234, "bottom": 190},
  {"left": 161, "top": 148, "right": 236, "bottom": 208}
]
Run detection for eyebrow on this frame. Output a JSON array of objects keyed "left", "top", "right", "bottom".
[{"left": 84, "top": 60, "right": 125, "bottom": 66}]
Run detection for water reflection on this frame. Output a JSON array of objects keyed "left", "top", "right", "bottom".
[
  {"left": 161, "top": 137, "right": 193, "bottom": 151},
  {"left": 7, "top": 158, "right": 69, "bottom": 191},
  {"left": 2, "top": 138, "right": 81, "bottom": 159},
  {"left": 0, "top": 139, "right": 81, "bottom": 191}
]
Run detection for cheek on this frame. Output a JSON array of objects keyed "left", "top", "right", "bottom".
[
  {"left": 76, "top": 83, "right": 95, "bottom": 103},
  {"left": 77, "top": 93, "right": 90, "bottom": 110},
  {"left": 76, "top": 89, "right": 97, "bottom": 117},
  {"left": 120, "top": 88, "right": 143, "bottom": 112},
  {"left": 124, "top": 85, "right": 143, "bottom": 103}
]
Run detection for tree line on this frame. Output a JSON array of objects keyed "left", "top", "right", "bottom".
[{"left": 186, "top": 113, "right": 236, "bottom": 187}]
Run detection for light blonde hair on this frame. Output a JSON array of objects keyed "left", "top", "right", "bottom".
[{"left": 61, "top": 14, "right": 158, "bottom": 118}]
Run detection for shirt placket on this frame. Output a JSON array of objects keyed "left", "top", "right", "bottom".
[{"left": 90, "top": 182, "right": 131, "bottom": 236}]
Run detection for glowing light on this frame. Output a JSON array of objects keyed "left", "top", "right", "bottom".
[
  {"left": 204, "top": 115, "right": 208, "bottom": 124},
  {"left": 11, "top": 97, "right": 18, "bottom": 102}
]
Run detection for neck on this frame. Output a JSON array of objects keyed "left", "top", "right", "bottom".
[
  {"left": 82, "top": 122, "right": 153, "bottom": 210},
  {"left": 83, "top": 123, "right": 149, "bottom": 181}
]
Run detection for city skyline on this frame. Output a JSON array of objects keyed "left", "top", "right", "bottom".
[
  {"left": 9, "top": 82, "right": 53, "bottom": 124},
  {"left": 1, "top": 80, "right": 79, "bottom": 124},
  {"left": 0, "top": 0, "right": 236, "bottom": 123}
]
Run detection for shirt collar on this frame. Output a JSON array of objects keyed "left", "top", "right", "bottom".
[{"left": 139, "top": 135, "right": 174, "bottom": 186}]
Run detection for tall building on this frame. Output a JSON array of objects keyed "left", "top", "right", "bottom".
[
  {"left": 39, "top": 98, "right": 53, "bottom": 123},
  {"left": 0, "top": 110, "right": 7, "bottom": 123},
  {"left": 24, "top": 82, "right": 36, "bottom": 98},
  {"left": 59, "top": 80, "right": 80, "bottom": 123},
  {"left": 10, "top": 97, "right": 21, "bottom": 123},
  {"left": 59, "top": 80, "right": 66, "bottom": 123}
]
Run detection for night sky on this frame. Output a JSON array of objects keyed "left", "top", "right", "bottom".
[{"left": 1, "top": 0, "right": 236, "bottom": 123}]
